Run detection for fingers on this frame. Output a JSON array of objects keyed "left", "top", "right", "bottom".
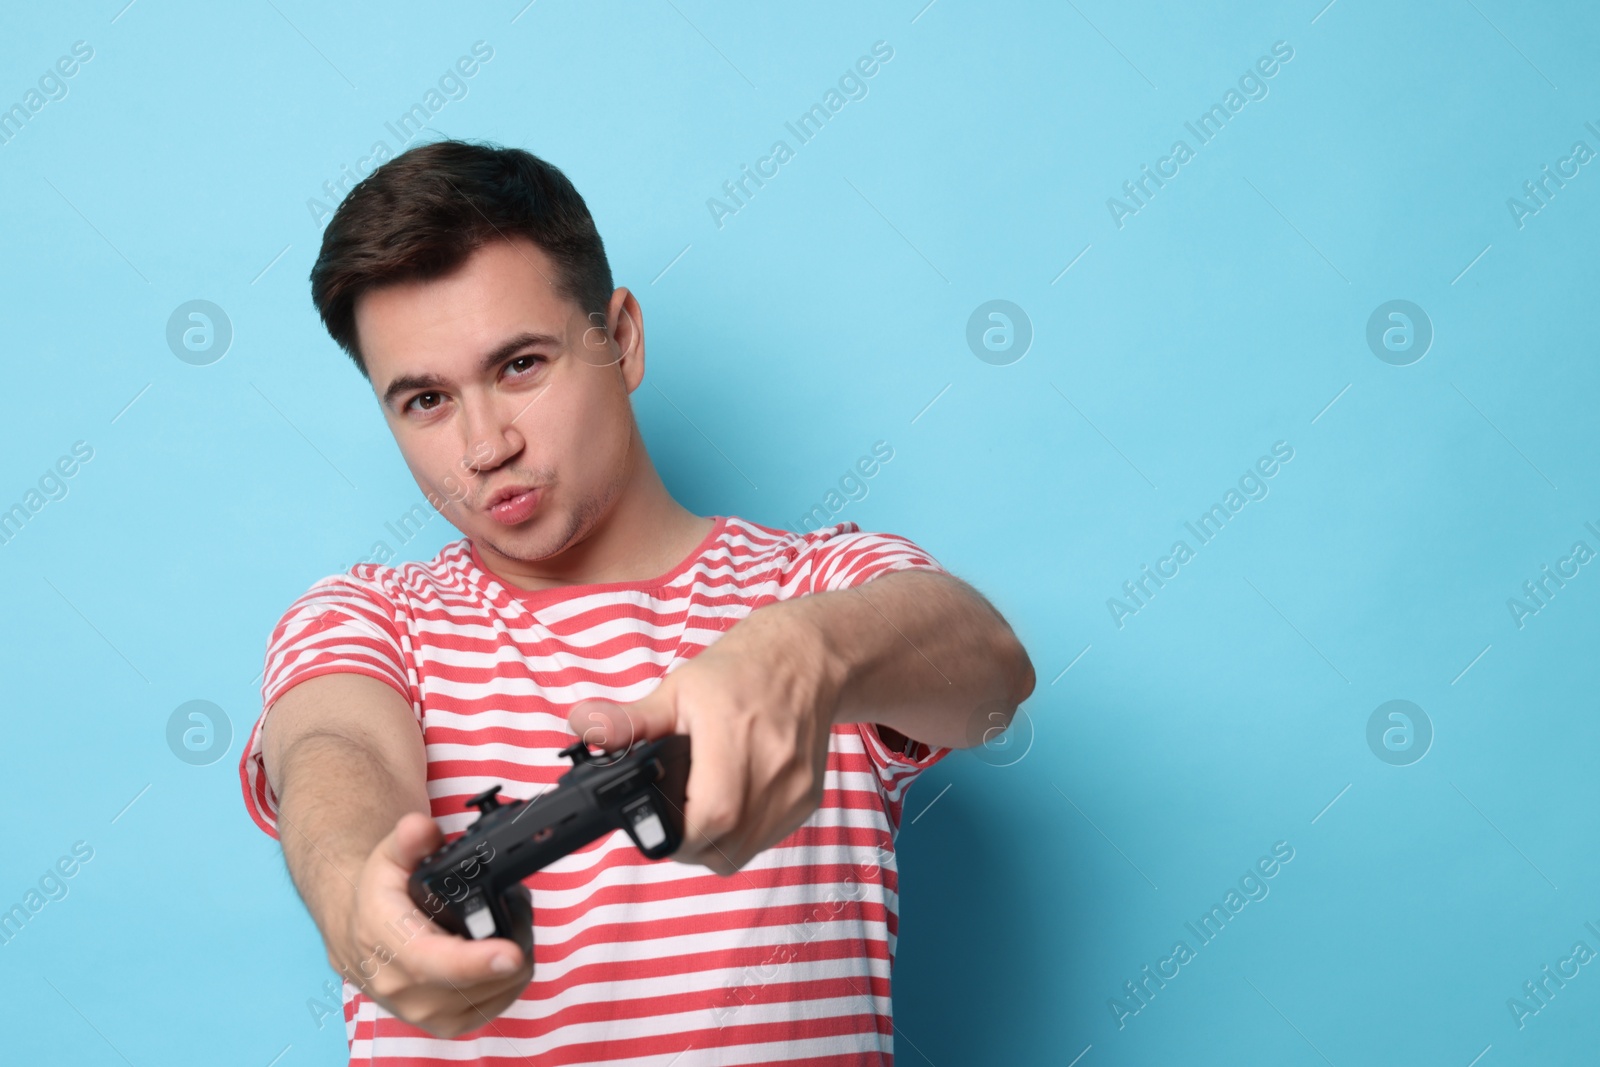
[
  {"left": 378, "top": 811, "right": 444, "bottom": 873},
  {"left": 362, "top": 813, "right": 527, "bottom": 981},
  {"left": 674, "top": 713, "right": 750, "bottom": 875},
  {"left": 399, "top": 926, "right": 529, "bottom": 986},
  {"left": 373, "top": 931, "right": 534, "bottom": 1040},
  {"left": 347, "top": 891, "right": 528, "bottom": 1001},
  {"left": 345, "top": 812, "right": 535, "bottom": 1039},
  {"left": 568, "top": 691, "right": 677, "bottom": 750},
  {"left": 394, "top": 974, "right": 532, "bottom": 1040}
]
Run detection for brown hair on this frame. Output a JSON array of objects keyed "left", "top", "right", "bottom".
[{"left": 309, "top": 139, "right": 614, "bottom": 378}]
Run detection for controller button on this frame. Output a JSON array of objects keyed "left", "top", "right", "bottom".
[
  {"left": 631, "top": 809, "right": 667, "bottom": 850},
  {"left": 463, "top": 899, "right": 496, "bottom": 940},
  {"left": 560, "top": 741, "right": 595, "bottom": 765},
  {"left": 465, "top": 787, "right": 503, "bottom": 815}
]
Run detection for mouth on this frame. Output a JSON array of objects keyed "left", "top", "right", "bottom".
[{"left": 485, "top": 485, "right": 543, "bottom": 526}]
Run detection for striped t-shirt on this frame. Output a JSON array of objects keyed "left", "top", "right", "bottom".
[{"left": 238, "top": 516, "right": 949, "bottom": 1066}]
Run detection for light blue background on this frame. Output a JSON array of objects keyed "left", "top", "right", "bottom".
[{"left": 1, "top": 1, "right": 1597, "bottom": 1064}]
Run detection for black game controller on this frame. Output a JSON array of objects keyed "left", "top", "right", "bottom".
[{"left": 407, "top": 734, "right": 691, "bottom": 955}]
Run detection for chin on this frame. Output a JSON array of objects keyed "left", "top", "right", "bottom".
[{"left": 483, "top": 510, "right": 583, "bottom": 562}]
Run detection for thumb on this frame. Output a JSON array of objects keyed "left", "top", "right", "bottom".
[
  {"left": 570, "top": 691, "right": 676, "bottom": 750},
  {"left": 377, "top": 810, "right": 444, "bottom": 874}
]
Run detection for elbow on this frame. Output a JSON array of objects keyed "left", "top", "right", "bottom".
[
  {"left": 951, "top": 626, "right": 1032, "bottom": 753},
  {"left": 961, "top": 577, "right": 1034, "bottom": 711},
  {"left": 974, "top": 595, "right": 1033, "bottom": 720},
  {"left": 1000, "top": 627, "right": 1035, "bottom": 708}
]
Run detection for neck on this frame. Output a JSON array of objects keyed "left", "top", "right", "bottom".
[{"left": 471, "top": 425, "right": 712, "bottom": 592}]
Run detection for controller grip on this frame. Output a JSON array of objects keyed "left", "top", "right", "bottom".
[
  {"left": 635, "top": 733, "right": 691, "bottom": 857},
  {"left": 500, "top": 884, "right": 533, "bottom": 957},
  {"left": 417, "top": 879, "right": 533, "bottom": 957}
]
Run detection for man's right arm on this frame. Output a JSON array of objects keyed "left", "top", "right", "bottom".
[{"left": 261, "top": 672, "right": 533, "bottom": 1038}]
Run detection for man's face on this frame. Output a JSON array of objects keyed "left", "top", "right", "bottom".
[{"left": 355, "top": 236, "right": 643, "bottom": 565}]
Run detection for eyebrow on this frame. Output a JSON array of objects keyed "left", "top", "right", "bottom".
[{"left": 381, "top": 331, "right": 563, "bottom": 410}]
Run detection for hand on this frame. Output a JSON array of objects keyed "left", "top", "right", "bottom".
[
  {"left": 568, "top": 604, "right": 842, "bottom": 875},
  {"left": 331, "top": 811, "right": 534, "bottom": 1038}
]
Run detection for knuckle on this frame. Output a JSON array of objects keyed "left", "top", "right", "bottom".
[
  {"left": 367, "top": 966, "right": 406, "bottom": 999},
  {"left": 697, "top": 805, "right": 739, "bottom": 840},
  {"left": 409, "top": 1002, "right": 466, "bottom": 1038},
  {"left": 780, "top": 767, "right": 821, "bottom": 813}
]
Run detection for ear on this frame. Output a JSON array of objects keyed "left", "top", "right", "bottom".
[{"left": 608, "top": 287, "right": 646, "bottom": 393}]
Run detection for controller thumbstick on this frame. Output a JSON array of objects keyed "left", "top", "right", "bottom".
[
  {"left": 560, "top": 741, "right": 595, "bottom": 765},
  {"left": 465, "top": 786, "right": 503, "bottom": 816}
]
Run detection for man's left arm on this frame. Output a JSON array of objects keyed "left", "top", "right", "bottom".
[
  {"left": 570, "top": 568, "right": 1034, "bottom": 875},
  {"left": 788, "top": 567, "right": 1034, "bottom": 751}
]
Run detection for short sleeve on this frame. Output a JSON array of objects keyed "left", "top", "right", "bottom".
[
  {"left": 784, "top": 521, "right": 948, "bottom": 595},
  {"left": 238, "top": 571, "right": 417, "bottom": 839},
  {"left": 843, "top": 721, "right": 949, "bottom": 834},
  {"left": 785, "top": 523, "right": 952, "bottom": 798}
]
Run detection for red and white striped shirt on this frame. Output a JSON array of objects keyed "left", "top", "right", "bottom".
[{"left": 239, "top": 516, "right": 948, "bottom": 1066}]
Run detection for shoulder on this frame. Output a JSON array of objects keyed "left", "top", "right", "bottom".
[
  {"left": 718, "top": 514, "right": 899, "bottom": 551},
  {"left": 715, "top": 514, "right": 811, "bottom": 558},
  {"left": 716, "top": 515, "right": 942, "bottom": 595},
  {"left": 713, "top": 514, "right": 875, "bottom": 569},
  {"left": 290, "top": 537, "right": 478, "bottom": 615}
]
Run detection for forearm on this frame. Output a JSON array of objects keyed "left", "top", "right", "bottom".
[
  {"left": 272, "top": 730, "right": 429, "bottom": 966},
  {"left": 783, "top": 569, "right": 1034, "bottom": 749}
]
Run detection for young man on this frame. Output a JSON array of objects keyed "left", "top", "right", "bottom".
[{"left": 239, "top": 139, "right": 1033, "bottom": 1065}]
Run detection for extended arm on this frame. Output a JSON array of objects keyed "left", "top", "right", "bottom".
[
  {"left": 570, "top": 567, "right": 1035, "bottom": 874},
  {"left": 262, "top": 672, "right": 533, "bottom": 1037}
]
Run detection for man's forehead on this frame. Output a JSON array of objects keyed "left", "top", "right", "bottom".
[
  {"left": 355, "top": 238, "right": 577, "bottom": 375},
  {"left": 454, "top": 234, "right": 563, "bottom": 291}
]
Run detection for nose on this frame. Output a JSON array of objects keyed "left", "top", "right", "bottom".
[{"left": 459, "top": 391, "right": 524, "bottom": 475}]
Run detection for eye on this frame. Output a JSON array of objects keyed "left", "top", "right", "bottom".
[
  {"left": 405, "top": 391, "right": 444, "bottom": 414},
  {"left": 505, "top": 354, "right": 544, "bottom": 378}
]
